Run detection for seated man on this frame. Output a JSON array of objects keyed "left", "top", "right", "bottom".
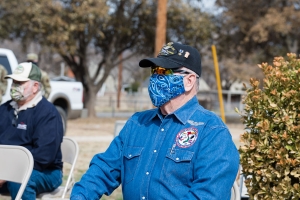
[
  {"left": 0, "top": 62, "right": 63, "bottom": 200},
  {"left": 71, "top": 42, "right": 239, "bottom": 200}
]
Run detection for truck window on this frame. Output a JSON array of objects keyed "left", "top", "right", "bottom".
[{"left": 0, "top": 55, "right": 12, "bottom": 74}]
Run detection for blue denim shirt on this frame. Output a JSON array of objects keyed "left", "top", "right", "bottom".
[{"left": 71, "top": 96, "right": 239, "bottom": 200}]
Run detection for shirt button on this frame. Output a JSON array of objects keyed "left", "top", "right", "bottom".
[
  {"left": 176, "top": 158, "right": 179, "bottom": 161},
  {"left": 161, "top": 128, "right": 164, "bottom": 131},
  {"left": 142, "top": 197, "right": 146, "bottom": 200},
  {"left": 154, "top": 150, "right": 157, "bottom": 153},
  {"left": 146, "top": 172, "right": 149, "bottom": 175},
  {"left": 129, "top": 154, "right": 132, "bottom": 157}
]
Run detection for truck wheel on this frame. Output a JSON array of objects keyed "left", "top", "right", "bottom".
[{"left": 56, "top": 106, "right": 67, "bottom": 135}]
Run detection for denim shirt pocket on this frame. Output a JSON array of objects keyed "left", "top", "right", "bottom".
[
  {"left": 160, "top": 149, "right": 194, "bottom": 187},
  {"left": 123, "top": 146, "right": 143, "bottom": 184}
]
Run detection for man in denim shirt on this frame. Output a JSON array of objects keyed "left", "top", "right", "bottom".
[{"left": 71, "top": 42, "right": 239, "bottom": 200}]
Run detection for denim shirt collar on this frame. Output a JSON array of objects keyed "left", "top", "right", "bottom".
[
  {"left": 149, "top": 96, "right": 199, "bottom": 124},
  {"left": 173, "top": 96, "right": 199, "bottom": 124}
]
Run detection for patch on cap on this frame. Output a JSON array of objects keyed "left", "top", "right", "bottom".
[
  {"left": 158, "top": 42, "right": 177, "bottom": 56},
  {"left": 14, "top": 65, "right": 25, "bottom": 74}
]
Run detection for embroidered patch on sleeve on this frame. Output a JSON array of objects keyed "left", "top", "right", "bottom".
[
  {"left": 176, "top": 127, "right": 198, "bottom": 148},
  {"left": 187, "top": 120, "right": 204, "bottom": 126}
]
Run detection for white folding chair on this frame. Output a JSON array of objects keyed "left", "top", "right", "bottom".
[
  {"left": 231, "top": 181, "right": 241, "bottom": 200},
  {"left": 37, "top": 137, "right": 79, "bottom": 199},
  {"left": 0, "top": 145, "right": 34, "bottom": 200},
  {"left": 114, "top": 120, "right": 126, "bottom": 137},
  {"left": 240, "top": 166, "right": 250, "bottom": 199}
]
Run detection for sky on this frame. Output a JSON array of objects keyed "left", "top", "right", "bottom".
[
  {"left": 202, "top": 0, "right": 216, "bottom": 9},
  {"left": 191, "top": 0, "right": 218, "bottom": 13}
]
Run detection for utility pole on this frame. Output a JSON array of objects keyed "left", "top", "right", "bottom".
[
  {"left": 154, "top": 0, "right": 168, "bottom": 56},
  {"left": 117, "top": 53, "right": 122, "bottom": 109},
  {"left": 211, "top": 45, "right": 226, "bottom": 122}
]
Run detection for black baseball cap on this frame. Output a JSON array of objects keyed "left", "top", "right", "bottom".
[{"left": 139, "top": 42, "right": 202, "bottom": 77}]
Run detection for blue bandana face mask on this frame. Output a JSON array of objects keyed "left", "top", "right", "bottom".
[{"left": 148, "top": 74, "right": 185, "bottom": 107}]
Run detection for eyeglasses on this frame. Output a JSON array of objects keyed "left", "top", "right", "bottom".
[
  {"left": 151, "top": 67, "right": 173, "bottom": 75},
  {"left": 12, "top": 110, "right": 18, "bottom": 127},
  {"left": 151, "top": 66, "right": 192, "bottom": 76}
]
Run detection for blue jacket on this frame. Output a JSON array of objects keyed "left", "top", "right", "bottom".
[
  {"left": 0, "top": 98, "right": 63, "bottom": 171},
  {"left": 71, "top": 96, "right": 239, "bottom": 200}
]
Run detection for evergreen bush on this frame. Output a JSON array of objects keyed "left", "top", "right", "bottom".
[{"left": 237, "top": 53, "right": 300, "bottom": 199}]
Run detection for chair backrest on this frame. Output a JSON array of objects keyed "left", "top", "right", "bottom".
[
  {"left": 61, "top": 137, "right": 79, "bottom": 198},
  {"left": 114, "top": 120, "right": 126, "bottom": 137},
  {"left": 239, "top": 165, "right": 250, "bottom": 199},
  {"left": 0, "top": 145, "right": 34, "bottom": 200},
  {"left": 230, "top": 181, "right": 241, "bottom": 200}
]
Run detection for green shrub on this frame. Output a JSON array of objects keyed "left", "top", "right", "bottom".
[
  {"left": 124, "top": 82, "right": 140, "bottom": 93},
  {"left": 237, "top": 53, "right": 300, "bottom": 199}
]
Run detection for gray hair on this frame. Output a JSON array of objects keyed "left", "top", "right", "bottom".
[
  {"left": 195, "top": 78, "right": 200, "bottom": 92},
  {"left": 182, "top": 67, "right": 200, "bottom": 92},
  {"left": 29, "top": 80, "right": 42, "bottom": 92}
]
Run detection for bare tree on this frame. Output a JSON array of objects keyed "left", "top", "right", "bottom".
[{"left": 0, "top": 0, "right": 215, "bottom": 116}]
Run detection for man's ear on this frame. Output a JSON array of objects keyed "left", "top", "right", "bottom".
[
  {"left": 33, "top": 82, "right": 39, "bottom": 94},
  {"left": 184, "top": 74, "right": 197, "bottom": 92}
]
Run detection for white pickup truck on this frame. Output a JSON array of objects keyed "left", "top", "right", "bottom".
[{"left": 0, "top": 48, "right": 84, "bottom": 134}]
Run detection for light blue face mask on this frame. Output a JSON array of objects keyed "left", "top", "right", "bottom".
[{"left": 148, "top": 74, "right": 185, "bottom": 107}]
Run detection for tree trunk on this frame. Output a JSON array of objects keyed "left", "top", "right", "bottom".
[{"left": 85, "top": 87, "right": 97, "bottom": 118}]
